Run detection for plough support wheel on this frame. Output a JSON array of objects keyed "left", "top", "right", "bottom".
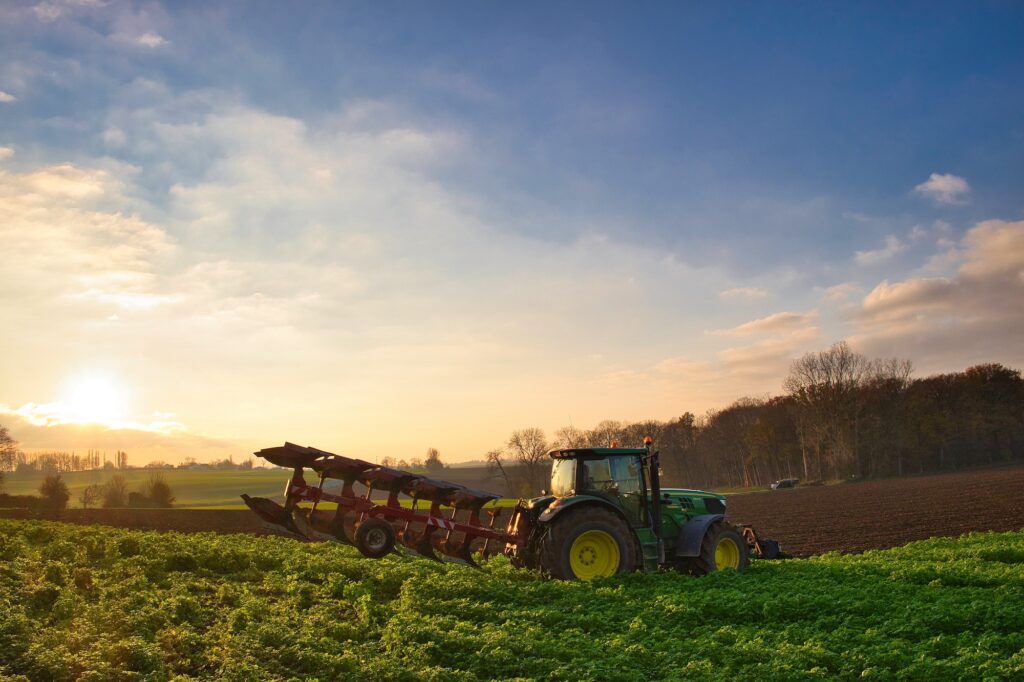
[{"left": 355, "top": 518, "right": 396, "bottom": 558}]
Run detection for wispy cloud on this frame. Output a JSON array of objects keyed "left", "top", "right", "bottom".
[
  {"left": 1, "top": 402, "right": 185, "bottom": 434},
  {"left": 0, "top": 91, "right": 17, "bottom": 103},
  {"left": 710, "top": 311, "right": 816, "bottom": 336},
  {"left": 821, "top": 282, "right": 861, "bottom": 302},
  {"left": 914, "top": 173, "right": 971, "bottom": 206},
  {"left": 855, "top": 234, "right": 906, "bottom": 266},
  {"left": 135, "top": 31, "right": 168, "bottom": 48},
  {"left": 718, "top": 287, "right": 768, "bottom": 301}
]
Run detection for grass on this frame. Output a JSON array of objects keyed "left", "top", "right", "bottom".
[{"left": 1, "top": 469, "right": 287, "bottom": 509}]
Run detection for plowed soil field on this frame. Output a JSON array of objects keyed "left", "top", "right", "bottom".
[{"left": 727, "top": 464, "right": 1024, "bottom": 556}]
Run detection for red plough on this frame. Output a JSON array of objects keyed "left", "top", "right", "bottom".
[{"left": 241, "top": 442, "right": 528, "bottom": 564}]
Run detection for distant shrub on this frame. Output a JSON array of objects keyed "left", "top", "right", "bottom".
[
  {"left": 38, "top": 474, "right": 70, "bottom": 514},
  {"left": 101, "top": 475, "right": 128, "bottom": 508},
  {"left": 125, "top": 474, "right": 175, "bottom": 508},
  {"left": 144, "top": 474, "right": 175, "bottom": 508},
  {"left": 127, "top": 492, "right": 151, "bottom": 508}
]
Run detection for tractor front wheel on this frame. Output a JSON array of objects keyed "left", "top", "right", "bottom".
[
  {"left": 539, "top": 507, "right": 637, "bottom": 580},
  {"left": 683, "top": 521, "right": 749, "bottom": 576}
]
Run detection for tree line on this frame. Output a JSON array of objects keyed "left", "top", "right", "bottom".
[
  {"left": 0, "top": 445, "right": 129, "bottom": 474},
  {"left": 486, "top": 344, "right": 1023, "bottom": 494}
]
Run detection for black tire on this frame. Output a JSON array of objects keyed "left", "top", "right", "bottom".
[
  {"left": 354, "top": 517, "right": 396, "bottom": 559},
  {"left": 683, "top": 521, "right": 749, "bottom": 576},
  {"left": 538, "top": 506, "right": 637, "bottom": 580},
  {"left": 758, "top": 538, "right": 782, "bottom": 560}
]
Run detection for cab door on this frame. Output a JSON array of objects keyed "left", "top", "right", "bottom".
[{"left": 607, "top": 455, "right": 646, "bottom": 526}]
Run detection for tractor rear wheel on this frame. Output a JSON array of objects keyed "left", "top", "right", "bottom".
[
  {"left": 539, "top": 507, "right": 637, "bottom": 580},
  {"left": 683, "top": 521, "right": 749, "bottom": 576}
]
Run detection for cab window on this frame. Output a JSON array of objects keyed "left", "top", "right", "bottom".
[
  {"left": 580, "top": 456, "right": 645, "bottom": 525},
  {"left": 550, "top": 459, "right": 576, "bottom": 497}
]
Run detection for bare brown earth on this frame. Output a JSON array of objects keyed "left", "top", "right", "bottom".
[
  {"left": 4, "top": 464, "right": 1022, "bottom": 557},
  {"left": 726, "top": 463, "right": 1024, "bottom": 556}
]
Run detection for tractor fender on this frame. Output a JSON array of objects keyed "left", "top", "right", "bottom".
[
  {"left": 537, "top": 496, "right": 630, "bottom": 527},
  {"left": 674, "top": 514, "right": 725, "bottom": 557}
]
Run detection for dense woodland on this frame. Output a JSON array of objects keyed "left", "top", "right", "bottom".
[{"left": 488, "top": 343, "right": 1024, "bottom": 493}]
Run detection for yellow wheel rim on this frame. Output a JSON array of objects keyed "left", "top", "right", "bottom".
[
  {"left": 569, "top": 530, "right": 620, "bottom": 580},
  {"left": 714, "top": 536, "right": 740, "bottom": 570}
]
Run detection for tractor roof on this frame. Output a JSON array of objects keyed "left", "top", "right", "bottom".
[{"left": 548, "top": 447, "right": 647, "bottom": 459}]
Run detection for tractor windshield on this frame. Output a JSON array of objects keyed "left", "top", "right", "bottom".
[{"left": 550, "top": 459, "right": 576, "bottom": 497}]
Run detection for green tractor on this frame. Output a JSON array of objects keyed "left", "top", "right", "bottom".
[{"left": 507, "top": 439, "right": 780, "bottom": 580}]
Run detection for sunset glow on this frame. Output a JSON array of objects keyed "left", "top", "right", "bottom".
[{"left": 61, "top": 373, "right": 128, "bottom": 427}]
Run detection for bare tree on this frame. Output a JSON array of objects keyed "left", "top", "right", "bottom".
[
  {"left": 586, "top": 420, "right": 625, "bottom": 448},
  {"left": 507, "top": 428, "right": 550, "bottom": 495},
  {"left": 79, "top": 484, "right": 101, "bottom": 509},
  {"left": 785, "top": 341, "right": 873, "bottom": 479},
  {"left": 553, "top": 426, "right": 588, "bottom": 448},
  {"left": 0, "top": 424, "right": 18, "bottom": 473},
  {"left": 424, "top": 448, "right": 444, "bottom": 473},
  {"left": 485, "top": 448, "right": 513, "bottom": 495}
]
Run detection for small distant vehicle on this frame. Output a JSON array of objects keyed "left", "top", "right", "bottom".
[{"left": 770, "top": 478, "right": 799, "bottom": 490}]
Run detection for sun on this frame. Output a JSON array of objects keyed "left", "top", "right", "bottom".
[{"left": 62, "top": 372, "right": 128, "bottom": 426}]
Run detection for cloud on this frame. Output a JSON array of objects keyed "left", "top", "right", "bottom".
[
  {"left": 0, "top": 162, "right": 177, "bottom": 318},
  {"left": 0, "top": 91, "right": 17, "bottom": 103},
  {"left": 716, "top": 326, "right": 821, "bottom": 374},
  {"left": 710, "top": 311, "right": 817, "bottom": 336},
  {"left": 135, "top": 31, "right": 168, "bottom": 48},
  {"left": 1, "top": 410, "right": 248, "bottom": 462},
  {"left": 854, "top": 234, "right": 906, "bottom": 266},
  {"left": 851, "top": 219, "right": 1024, "bottom": 369},
  {"left": 595, "top": 317, "right": 821, "bottom": 414},
  {"left": 821, "top": 282, "right": 861, "bottom": 302},
  {"left": 1, "top": 402, "right": 185, "bottom": 434},
  {"left": 913, "top": 173, "right": 971, "bottom": 206},
  {"left": 29, "top": 0, "right": 104, "bottom": 23},
  {"left": 0, "top": 147, "right": 13, "bottom": 160},
  {"left": 718, "top": 287, "right": 768, "bottom": 301}
]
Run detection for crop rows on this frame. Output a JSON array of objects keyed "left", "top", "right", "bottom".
[{"left": 1, "top": 520, "right": 1022, "bottom": 681}]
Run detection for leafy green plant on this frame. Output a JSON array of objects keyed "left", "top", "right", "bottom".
[{"left": 0, "top": 519, "right": 1022, "bottom": 681}]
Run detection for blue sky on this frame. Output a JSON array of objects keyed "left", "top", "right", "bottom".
[{"left": 1, "top": 1, "right": 1022, "bottom": 462}]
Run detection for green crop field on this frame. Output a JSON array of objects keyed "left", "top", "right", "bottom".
[
  {"left": 1, "top": 520, "right": 1022, "bottom": 680},
  {"left": 1, "top": 469, "right": 288, "bottom": 509}
]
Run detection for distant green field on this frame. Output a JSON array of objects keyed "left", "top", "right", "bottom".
[
  {"left": 1, "top": 469, "right": 288, "bottom": 509},
  {"left": 1, "top": 469, "right": 523, "bottom": 510}
]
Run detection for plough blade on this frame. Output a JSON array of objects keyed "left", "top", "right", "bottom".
[
  {"left": 292, "top": 508, "right": 336, "bottom": 542},
  {"left": 240, "top": 494, "right": 302, "bottom": 537}
]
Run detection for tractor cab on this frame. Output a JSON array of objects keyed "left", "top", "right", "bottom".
[{"left": 548, "top": 448, "right": 649, "bottom": 527}]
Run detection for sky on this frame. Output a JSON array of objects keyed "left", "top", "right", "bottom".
[{"left": 1, "top": 1, "right": 1022, "bottom": 464}]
